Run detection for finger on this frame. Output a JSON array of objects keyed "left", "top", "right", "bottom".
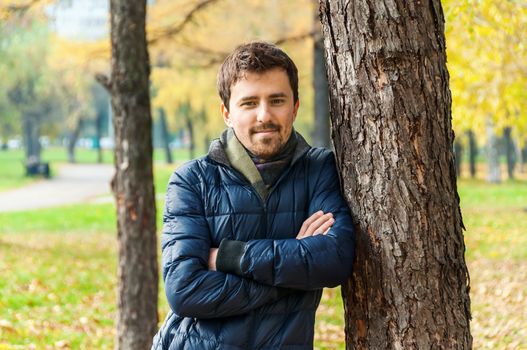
[
  {"left": 313, "top": 218, "right": 335, "bottom": 236},
  {"left": 298, "top": 211, "right": 324, "bottom": 237},
  {"left": 305, "top": 213, "right": 333, "bottom": 236},
  {"left": 310, "top": 215, "right": 334, "bottom": 236}
]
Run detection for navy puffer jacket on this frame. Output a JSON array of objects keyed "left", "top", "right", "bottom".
[{"left": 152, "top": 135, "right": 355, "bottom": 350}]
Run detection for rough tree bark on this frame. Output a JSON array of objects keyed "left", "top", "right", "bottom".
[
  {"left": 106, "top": 1, "right": 158, "bottom": 349},
  {"left": 319, "top": 1, "right": 472, "bottom": 349}
]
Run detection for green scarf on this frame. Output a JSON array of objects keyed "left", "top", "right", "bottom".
[{"left": 221, "top": 128, "right": 297, "bottom": 201}]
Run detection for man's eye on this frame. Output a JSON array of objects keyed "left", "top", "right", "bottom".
[
  {"left": 241, "top": 101, "right": 257, "bottom": 107},
  {"left": 271, "top": 99, "right": 285, "bottom": 105}
]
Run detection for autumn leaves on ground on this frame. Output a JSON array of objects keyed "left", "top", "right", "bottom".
[{"left": 0, "top": 151, "right": 525, "bottom": 349}]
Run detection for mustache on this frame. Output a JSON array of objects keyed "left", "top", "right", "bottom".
[{"left": 251, "top": 123, "right": 280, "bottom": 133}]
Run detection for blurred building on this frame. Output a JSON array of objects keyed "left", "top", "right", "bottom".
[{"left": 47, "top": 0, "right": 109, "bottom": 41}]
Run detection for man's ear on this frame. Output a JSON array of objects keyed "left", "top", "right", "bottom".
[
  {"left": 221, "top": 103, "right": 231, "bottom": 127},
  {"left": 292, "top": 99, "right": 300, "bottom": 122}
]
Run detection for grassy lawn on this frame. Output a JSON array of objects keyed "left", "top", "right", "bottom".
[{"left": 0, "top": 173, "right": 526, "bottom": 348}]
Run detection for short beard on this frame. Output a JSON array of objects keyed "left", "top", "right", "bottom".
[{"left": 250, "top": 135, "right": 284, "bottom": 159}]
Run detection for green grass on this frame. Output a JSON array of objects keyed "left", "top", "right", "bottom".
[
  {"left": 0, "top": 150, "right": 34, "bottom": 191},
  {"left": 458, "top": 178, "right": 527, "bottom": 209},
  {"left": 0, "top": 177, "right": 526, "bottom": 349}
]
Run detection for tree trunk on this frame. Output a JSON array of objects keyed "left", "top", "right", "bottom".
[
  {"left": 515, "top": 142, "right": 523, "bottom": 174},
  {"left": 519, "top": 141, "right": 526, "bottom": 174},
  {"left": 454, "top": 139, "right": 463, "bottom": 178},
  {"left": 186, "top": 116, "right": 195, "bottom": 160},
  {"left": 319, "top": 1, "right": 472, "bottom": 349},
  {"left": 109, "top": 0, "right": 158, "bottom": 349},
  {"left": 23, "top": 115, "right": 41, "bottom": 163},
  {"left": 95, "top": 111, "right": 104, "bottom": 164},
  {"left": 312, "top": 6, "right": 331, "bottom": 149},
  {"left": 204, "top": 133, "right": 210, "bottom": 155},
  {"left": 67, "top": 118, "right": 83, "bottom": 164},
  {"left": 158, "top": 107, "right": 173, "bottom": 164},
  {"left": 466, "top": 130, "right": 477, "bottom": 178},
  {"left": 503, "top": 127, "right": 515, "bottom": 180},
  {"left": 486, "top": 118, "right": 501, "bottom": 183}
]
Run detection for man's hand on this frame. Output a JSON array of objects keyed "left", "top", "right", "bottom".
[
  {"left": 296, "top": 211, "right": 334, "bottom": 239},
  {"left": 209, "top": 248, "right": 218, "bottom": 271}
]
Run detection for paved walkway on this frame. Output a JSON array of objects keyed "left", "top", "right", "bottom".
[{"left": 0, "top": 164, "right": 114, "bottom": 212}]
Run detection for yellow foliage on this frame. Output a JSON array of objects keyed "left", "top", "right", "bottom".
[{"left": 444, "top": 0, "right": 527, "bottom": 146}]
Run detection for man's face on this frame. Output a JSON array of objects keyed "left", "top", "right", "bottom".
[{"left": 221, "top": 68, "right": 299, "bottom": 159}]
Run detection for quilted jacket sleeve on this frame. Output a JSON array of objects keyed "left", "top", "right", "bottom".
[
  {"left": 216, "top": 151, "right": 355, "bottom": 290},
  {"left": 162, "top": 166, "right": 289, "bottom": 319}
]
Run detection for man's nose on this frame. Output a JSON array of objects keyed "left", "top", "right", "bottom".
[{"left": 256, "top": 103, "right": 272, "bottom": 123}]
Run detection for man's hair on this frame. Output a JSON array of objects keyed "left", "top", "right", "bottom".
[{"left": 217, "top": 41, "right": 299, "bottom": 110}]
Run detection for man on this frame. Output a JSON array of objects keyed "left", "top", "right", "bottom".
[{"left": 152, "top": 42, "right": 355, "bottom": 350}]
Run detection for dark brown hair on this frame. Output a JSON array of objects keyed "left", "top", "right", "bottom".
[{"left": 217, "top": 41, "right": 299, "bottom": 110}]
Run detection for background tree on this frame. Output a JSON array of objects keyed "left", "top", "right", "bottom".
[
  {"left": 0, "top": 16, "right": 61, "bottom": 164},
  {"left": 97, "top": 0, "right": 158, "bottom": 348},
  {"left": 91, "top": 83, "right": 110, "bottom": 164},
  {"left": 318, "top": 0, "right": 472, "bottom": 348}
]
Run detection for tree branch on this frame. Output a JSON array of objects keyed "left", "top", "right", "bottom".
[
  {"left": 148, "top": 0, "right": 222, "bottom": 45},
  {"left": 0, "top": 0, "right": 42, "bottom": 20},
  {"left": 180, "top": 31, "right": 317, "bottom": 69}
]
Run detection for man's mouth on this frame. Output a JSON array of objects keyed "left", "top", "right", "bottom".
[{"left": 252, "top": 125, "right": 280, "bottom": 134}]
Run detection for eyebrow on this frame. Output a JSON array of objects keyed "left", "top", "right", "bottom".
[
  {"left": 237, "top": 93, "right": 288, "bottom": 103},
  {"left": 238, "top": 96, "right": 258, "bottom": 103}
]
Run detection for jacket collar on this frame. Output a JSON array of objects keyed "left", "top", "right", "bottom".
[
  {"left": 207, "top": 128, "right": 311, "bottom": 200},
  {"left": 208, "top": 128, "right": 311, "bottom": 169}
]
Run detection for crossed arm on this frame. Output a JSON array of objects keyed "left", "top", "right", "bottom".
[{"left": 208, "top": 210, "right": 336, "bottom": 270}]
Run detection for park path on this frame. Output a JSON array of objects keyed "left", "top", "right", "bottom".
[{"left": 0, "top": 163, "right": 114, "bottom": 212}]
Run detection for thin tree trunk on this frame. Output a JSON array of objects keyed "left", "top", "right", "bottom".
[
  {"left": 95, "top": 111, "right": 104, "bottom": 164},
  {"left": 312, "top": 5, "right": 331, "bottom": 149},
  {"left": 204, "top": 133, "right": 210, "bottom": 155},
  {"left": 519, "top": 141, "right": 526, "bottom": 174},
  {"left": 23, "top": 116, "right": 33, "bottom": 161},
  {"left": 486, "top": 118, "right": 501, "bottom": 183},
  {"left": 516, "top": 141, "right": 523, "bottom": 174},
  {"left": 158, "top": 107, "right": 173, "bottom": 164},
  {"left": 23, "top": 115, "right": 41, "bottom": 163},
  {"left": 503, "top": 127, "right": 515, "bottom": 180},
  {"left": 67, "top": 118, "right": 83, "bottom": 164},
  {"left": 186, "top": 116, "right": 195, "bottom": 160},
  {"left": 466, "top": 130, "right": 477, "bottom": 178},
  {"left": 319, "top": 1, "right": 472, "bottom": 348},
  {"left": 108, "top": 0, "right": 158, "bottom": 348},
  {"left": 454, "top": 139, "right": 463, "bottom": 178}
]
